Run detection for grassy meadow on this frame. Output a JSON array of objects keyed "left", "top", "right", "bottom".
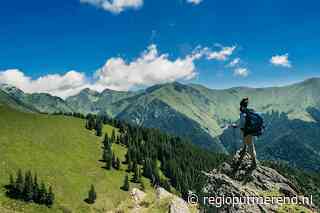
[{"left": 0, "top": 106, "right": 156, "bottom": 213}]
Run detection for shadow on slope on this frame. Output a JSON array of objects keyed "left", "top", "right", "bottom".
[{"left": 116, "top": 98, "right": 227, "bottom": 153}]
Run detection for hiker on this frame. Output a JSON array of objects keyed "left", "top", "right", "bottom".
[{"left": 238, "top": 97, "right": 260, "bottom": 169}]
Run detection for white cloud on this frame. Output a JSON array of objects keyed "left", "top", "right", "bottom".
[
  {"left": 0, "top": 69, "right": 88, "bottom": 98},
  {"left": 80, "top": 0, "right": 143, "bottom": 14},
  {"left": 206, "top": 46, "right": 236, "bottom": 61},
  {"left": 94, "top": 44, "right": 236, "bottom": 90},
  {"left": 0, "top": 45, "right": 203, "bottom": 96},
  {"left": 94, "top": 44, "right": 200, "bottom": 91},
  {"left": 233, "top": 68, "right": 249, "bottom": 77},
  {"left": 227, "top": 58, "right": 240, "bottom": 67},
  {"left": 270, "top": 53, "right": 292, "bottom": 68},
  {"left": 186, "top": 0, "right": 202, "bottom": 5},
  {"left": 0, "top": 43, "right": 236, "bottom": 98}
]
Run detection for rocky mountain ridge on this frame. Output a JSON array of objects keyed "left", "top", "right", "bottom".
[{"left": 201, "top": 150, "right": 317, "bottom": 212}]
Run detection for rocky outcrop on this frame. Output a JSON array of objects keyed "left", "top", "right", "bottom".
[
  {"left": 201, "top": 150, "right": 317, "bottom": 213},
  {"left": 156, "top": 187, "right": 173, "bottom": 200},
  {"left": 156, "top": 187, "right": 191, "bottom": 213},
  {"left": 130, "top": 188, "right": 146, "bottom": 203},
  {"left": 169, "top": 197, "right": 190, "bottom": 213},
  {"left": 129, "top": 188, "right": 146, "bottom": 213}
]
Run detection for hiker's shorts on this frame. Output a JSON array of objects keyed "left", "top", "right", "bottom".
[{"left": 244, "top": 135, "right": 253, "bottom": 145}]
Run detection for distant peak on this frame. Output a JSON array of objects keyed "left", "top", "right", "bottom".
[
  {"left": 80, "top": 88, "right": 100, "bottom": 96},
  {"left": 0, "top": 84, "right": 25, "bottom": 94},
  {"left": 145, "top": 82, "right": 188, "bottom": 93},
  {"left": 0, "top": 83, "right": 16, "bottom": 90},
  {"left": 101, "top": 88, "right": 123, "bottom": 94},
  {"left": 302, "top": 77, "right": 320, "bottom": 84}
]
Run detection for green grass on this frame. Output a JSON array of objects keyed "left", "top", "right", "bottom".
[{"left": 0, "top": 106, "right": 156, "bottom": 212}]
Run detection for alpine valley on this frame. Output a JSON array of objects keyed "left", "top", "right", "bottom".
[
  {"left": 1, "top": 79, "right": 320, "bottom": 213},
  {"left": 1, "top": 78, "right": 320, "bottom": 172}
]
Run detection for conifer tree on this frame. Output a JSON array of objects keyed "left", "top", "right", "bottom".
[
  {"left": 143, "top": 159, "right": 152, "bottom": 179},
  {"left": 116, "top": 135, "right": 120, "bottom": 144},
  {"left": 86, "top": 115, "right": 96, "bottom": 130},
  {"left": 23, "top": 171, "right": 33, "bottom": 201},
  {"left": 138, "top": 168, "right": 142, "bottom": 182},
  {"left": 116, "top": 158, "right": 121, "bottom": 170},
  {"left": 127, "top": 161, "right": 133, "bottom": 173},
  {"left": 103, "top": 133, "right": 109, "bottom": 148},
  {"left": 9, "top": 173, "right": 14, "bottom": 186},
  {"left": 125, "top": 151, "right": 131, "bottom": 164},
  {"left": 133, "top": 164, "right": 141, "bottom": 183},
  {"left": 102, "top": 148, "right": 108, "bottom": 162},
  {"left": 85, "top": 120, "right": 89, "bottom": 129},
  {"left": 133, "top": 161, "right": 138, "bottom": 173},
  {"left": 8, "top": 173, "right": 15, "bottom": 196},
  {"left": 87, "top": 184, "right": 97, "bottom": 204},
  {"left": 6, "top": 170, "right": 55, "bottom": 206},
  {"left": 111, "top": 129, "right": 116, "bottom": 143},
  {"left": 106, "top": 152, "right": 113, "bottom": 170},
  {"left": 39, "top": 182, "right": 47, "bottom": 204},
  {"left": 46, "top": 186, "right": 55, "bottom": 207},
  {"left": 112, "top": 152, "right": 116, "bottom": 169},
  {"left": 122, "top": 175, "right": 130, "bottom": 191},
  {"left": 15, "top": 169, "right": 24, "bottom": 198},
  {"left": 95, "top": 119, "right": 103, "bottom": 136},
  {"left": 33, "top": 173, "right": 39, "bottom": 203}
]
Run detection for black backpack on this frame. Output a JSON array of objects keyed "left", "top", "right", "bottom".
[{"left": 244, "top": 109, "right": 264, "bottom": 136}]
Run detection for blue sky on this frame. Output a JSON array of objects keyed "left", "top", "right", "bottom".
[{"left": 0, "top": 0, "right": 320, "bottom": 97}]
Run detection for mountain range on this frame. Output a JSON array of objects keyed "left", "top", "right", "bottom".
[{"left": 1, "top": 77, "right": 320, "bottom": 171}]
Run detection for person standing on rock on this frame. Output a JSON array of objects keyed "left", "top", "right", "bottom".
[{"left": 237, "top": 97, "right": 262, "bottom": 169}]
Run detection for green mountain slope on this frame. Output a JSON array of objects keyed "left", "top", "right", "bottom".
[
  {"left": 0, "top": 90, "right": 37, "bottom": 113},
  {"left": 66, "top": 88, "right": 137, "bottom": 115},
  {"left": 0, "top": 106, "right": 155, "bottom": 213},
  {"left": 116, "top": 97, "right": 226, "bottom": 151},
  {"left": 0, "top": 84, "right": 73, "bottom": 114},
  {"left": 64, "top": 78, "right": 320, "bottom": 156},
  {"left": 223, "top": 78, "right": 320, "bottom": 121},
  {"left": 3, "top": 78, "right": 320, "bottom": 171}
]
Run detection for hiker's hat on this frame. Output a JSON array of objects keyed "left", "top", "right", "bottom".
[{"left": 240, "top": 97, "right": 249, "bottom": 107}]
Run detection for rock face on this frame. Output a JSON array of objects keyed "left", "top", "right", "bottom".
[
  {"left": 156, "top": 187, "right": 191, "bottom": 213},
  {"left": 129, "top": 188, "right": 146, "bottom": 213},
  {"left": 130, "top": 188, "right": 146, "bottom": 203},
  {"left": 201, "top": 150, "right": 316, "bottom": 213},
  {"left": 169, "top": 197, "right": 190, "bottom": 213}
]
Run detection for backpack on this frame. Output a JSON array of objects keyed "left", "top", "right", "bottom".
[{"left": 244, "top": 109, "right": 264, "bottom": 136}]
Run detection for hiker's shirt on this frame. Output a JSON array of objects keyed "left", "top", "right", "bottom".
[{"left": 239, "top": 111, "right": 247, "bottom": 132}]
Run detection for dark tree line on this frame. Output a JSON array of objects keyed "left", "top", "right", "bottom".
[
  {"left": 52, "top": 111, "right": 86, "bottom": 119},
  {"left": 85, "top": 114, "right": 103, "bottom": 136},
  {"left": 102, "top": 131, "right": 121, "bottom": 170},
  {"left": 121, "top": 175, "right": 130, "bottom": 191},
  {"left": 6, "top": 169, "right": 54, "bottom": 207},
  {"left": 86, "top": 115, "right": 229, "bottom": 200}
]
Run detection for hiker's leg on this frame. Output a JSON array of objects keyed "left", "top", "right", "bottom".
[
  {"left": 238, "top": 132, "right": 248, "bottom": 162},
  {"left": 247, "top": 136, "right": 257, "bottom": 167}
]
